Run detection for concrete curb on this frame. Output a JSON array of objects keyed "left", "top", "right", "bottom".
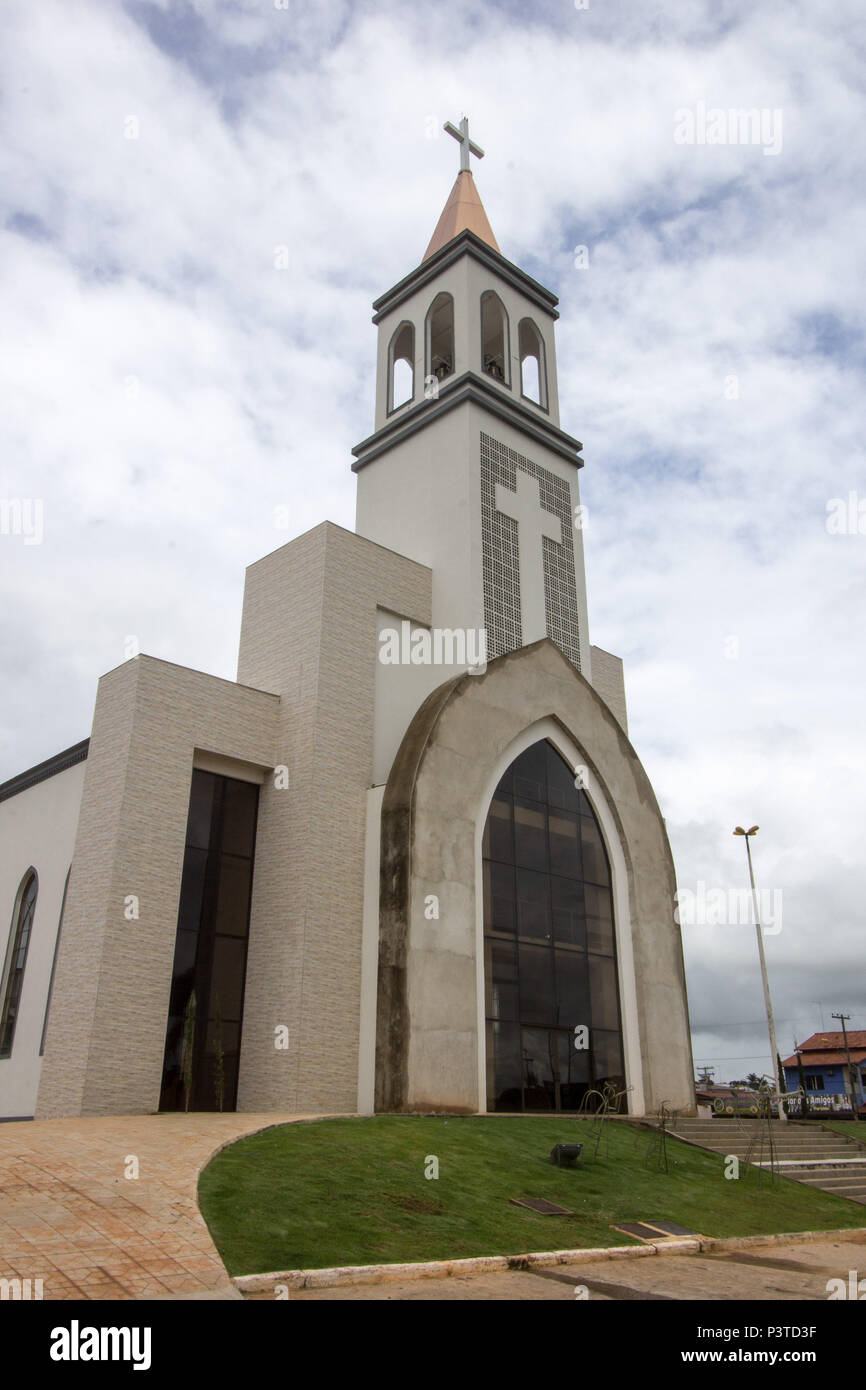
[{"left": 231, "top": 1225, "right": 866, "bottom": 1293}]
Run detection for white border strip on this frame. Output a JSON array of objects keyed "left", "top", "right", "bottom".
[{"left": 233, "top": 1226, "right": 866, "bottom": 1293}]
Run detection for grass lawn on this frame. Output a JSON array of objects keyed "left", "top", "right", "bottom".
[
  {"left": 816, "top": 1121, "right": 866, "bottom": 1144},
  {"left": 198, "top": 1115, "right": 866, "bottom": 1276}
]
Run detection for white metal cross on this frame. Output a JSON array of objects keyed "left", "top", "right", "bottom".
[
  {"left": 444, "top": 116, "right": 484, "bottom": 173},
  {"left": 495, "top": 472, "right": 563, "bottom": 645}
]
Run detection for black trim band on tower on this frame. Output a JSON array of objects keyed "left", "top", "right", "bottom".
[
  {"left": 351, "top": 371, "right": 584, "bottom": 472},
  {"left": 372, "top": 229, "right": 560, "bottom": 325}
]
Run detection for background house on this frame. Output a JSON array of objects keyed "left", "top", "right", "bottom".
[{"left": 782, "top": 1031, "right": 866, "bottom": 1115}]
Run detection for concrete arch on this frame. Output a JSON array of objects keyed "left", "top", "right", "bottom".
[
  {"left": 374, "top": 638, "right": 694, "bottom": 1115},
  {"left": 471, "top": 717, "right": 643, "bottom": 1116}
]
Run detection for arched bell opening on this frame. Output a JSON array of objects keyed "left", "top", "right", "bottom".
[
  {"left": 388, "top": 320, "right": 415, "bottom": 412},
  {"left": 518, "top": 317, "right": 547, "bottom": 409},
  {"left": 425, "top": 292, "right": 454, "bottom": 384},
  {"left": 481, "top": 290, "right": 509, "bottom": 385}
]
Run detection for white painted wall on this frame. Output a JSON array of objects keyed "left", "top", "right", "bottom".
[
  {"left": 373, "top": 607, "right": 489, "bottom": 786},
  {"left": 357, "top": 406, "right": 479, "bottom": 628},
  {"left": 0, "top": 760, "right": 86, "bottom": 1118}
]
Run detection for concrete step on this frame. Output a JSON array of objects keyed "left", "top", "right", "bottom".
[
  {"left": 724, "top": 1148, "right": 860, "bottom": 1159},
  {"left": 671, "top": 1138, "right": 858, "bottom": 1159},
  {"left": 672, "top": 1118, "right": 862, "bottom": 1131},
  {"left": 669, "top": 1128, "right": 858, "bottom": 1146},
  {"left": 672, "top": 1124, "right": 860, "bottom": 1140},
  {"left": 797, "top": 1172, "right": 866, "bottom": 1187},
  {"left": 756, "top": 1150, "right": 866, "bottom": 1162},
  {"left": 652, "top": 1117, "right": 866, "bottom": 1204},
  {"left": 671, "top": 1127, "right": 846, "bottom": 1137}
]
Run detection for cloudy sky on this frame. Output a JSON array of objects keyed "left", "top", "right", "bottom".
[{"left": 2, "top": 0, "right": 864, "bottom": 1087}]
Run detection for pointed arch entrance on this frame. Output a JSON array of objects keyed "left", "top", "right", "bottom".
[
  {"left": 374, "top": 639, "right": 692, "bottom": 1118},
  {"left": 482, "top": 739, "right": 624, "bottom": 1112}
]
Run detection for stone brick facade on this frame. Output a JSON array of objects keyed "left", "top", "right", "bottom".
[
  {"left": 235, "top": 522, "right": 431, "bottom": 1111},
  {"left": 37, "top": 522, "right": 433, "bottom": 1119},
  {"left": 37, "top": 658, "right": 278, "bottom": 1117}
]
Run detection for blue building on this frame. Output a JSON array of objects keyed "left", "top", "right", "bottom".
[{"left": 782, "top": 1031, "right": 866, "bottom": 1115}]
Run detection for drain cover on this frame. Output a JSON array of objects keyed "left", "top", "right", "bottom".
[
  {"left": 613, "top": 1221, "right": 668, "bottom": 1241},
  {"left": 612, "top": 1220, "right": 698, "bottom": 1242},
  {"left": 510, "top": 1197, "right": 575, "bottom": 1216}
]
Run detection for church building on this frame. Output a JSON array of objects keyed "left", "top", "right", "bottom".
[{"left": 0, "top": 120, "right": 695, "bottom": 1122}]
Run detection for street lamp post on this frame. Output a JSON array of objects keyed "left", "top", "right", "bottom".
[{"left": 734, "top": 825, "right": 787, "bottom": 1124}]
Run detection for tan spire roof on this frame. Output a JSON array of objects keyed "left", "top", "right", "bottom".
[{"left": 422, "top": 170, "right": 500, "bottom": 262}]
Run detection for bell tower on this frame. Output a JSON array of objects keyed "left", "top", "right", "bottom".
[{"left": 353, "top": 117, "right": 592, "bottom": 680}]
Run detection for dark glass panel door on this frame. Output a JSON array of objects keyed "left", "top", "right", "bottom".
[
  {"left": 159, "top": 771, "right": 259, "bottom": 1112},
  {"left": 482, "top": 739, "right": 625, "bottom": 1113}
]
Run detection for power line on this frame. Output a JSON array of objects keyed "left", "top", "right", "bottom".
[
  {"left": 693, "top": 1055, "right": 779, "bottom": 1062},
  {"left": 692, "top": 1017, "right": 799, "bottom": 1030}
]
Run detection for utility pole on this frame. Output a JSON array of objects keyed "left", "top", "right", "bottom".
[
  {"left": 831, "top": 1012, "right": 860, "bottom": 1122},
  {"left": 795, "top": 1043, "right": 809, "bottom": 1119},
  {"left": 734, "top": 826, "right": 787, "bottom": 1123}
]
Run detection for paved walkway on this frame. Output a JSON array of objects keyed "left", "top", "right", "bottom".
[
  {"left": 0, "top": 1113, "right": 306, "bottom": 1300},
  {"left": 267, "top": 1235, "right": 866, "bottom": 1301}
]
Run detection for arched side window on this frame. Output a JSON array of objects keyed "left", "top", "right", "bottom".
[
  {"left": 481, "top": 291, "right": 509, "bottom": 385},
  {"left": 40, "top": 865, "right": 70, "bottom": 1056},
  {"left": 388, "top": 321, "right": 415, "bottom": 413},
  {"left": 518, "top": 318, "right": 548, "bottom": 409},
  {"left": 425, "top": 292, "right": 454, "bottom": 385},
  {"left": 0, "top": 868, "right": 38, "bottom": 1058}
]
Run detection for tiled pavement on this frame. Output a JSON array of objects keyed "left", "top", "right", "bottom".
[{"left": 0, "top": 1113, "right": 310, "bottom": 1301}]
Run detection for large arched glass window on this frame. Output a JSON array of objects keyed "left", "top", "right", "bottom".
[
  {"left": 482, "top": 740, "right": 624, "bottom": 1112},
  {"left": 518, "top": 318, "right": 547, "bottom": 408},
  {"left": 425, "top": 292, "right": 454, "bottom": 384},
  {"left": 0, "top": 868, "right": 38, "bottom": 1058},
  {"left": 388, "top": 321, "right": 415, "bottom": 412},
  {"left": 481, "top": 291, "right": 509, "bottom": 385},
  {"left": 40, "top": 865, "right": 70, "bottom": 1056}
]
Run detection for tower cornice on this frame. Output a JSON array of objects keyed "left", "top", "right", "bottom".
[
  {"left": 351, "top": 370, "right": 582, "bottom": 472},
  {"left": 371, "top": 229, "right": 559, "bottom": 326}
]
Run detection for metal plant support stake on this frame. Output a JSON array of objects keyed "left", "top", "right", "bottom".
[
  {"left": 651, "top": 1102, "right": 673, "bottom": 1173},
  {"left": 743, "top": 1081, "right": 785, "bottom": 1183},
  {"left": 579, "top": 1081, "right": 631, "bottom": 1160}
]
